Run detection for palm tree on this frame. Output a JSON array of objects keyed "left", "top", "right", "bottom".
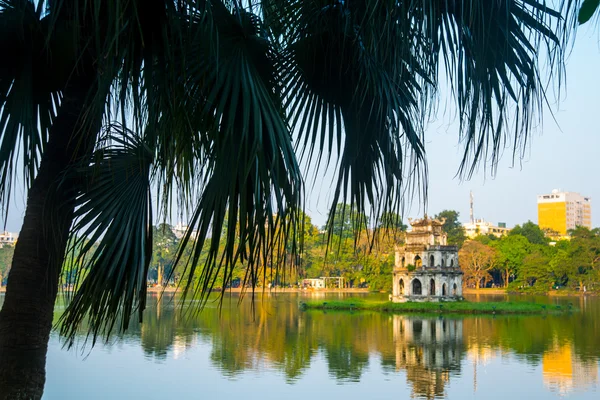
[{"left": 0, "top": 0, "right": 585, "bottom": 397}]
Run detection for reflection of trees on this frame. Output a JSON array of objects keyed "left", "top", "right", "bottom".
[{"left": 61, "top": 294, "right": 600, "bottom": 391}]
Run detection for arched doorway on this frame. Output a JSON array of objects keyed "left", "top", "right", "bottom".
[
  {"left": 412, "top": 279, "right": 422, "bottom": 295},
  {"left": 442, "top": 283, "right": 447, "bottom": 296},
  {"left": 414, "top": 255, "right": 422, "bottom": 268},
  {"left": 429, "top": 279, "right": 435, "bottom": 296},
  {"left": 452, "top": 283, "right": 457, "bottom": 296},
  {"left": 429, "top": 254, "right": 435, "bottom": 267},
  {"left": 399, "top": 278, "right": 405, "bottom": 294}
]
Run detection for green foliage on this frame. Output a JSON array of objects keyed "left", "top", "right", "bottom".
[
  {"left": 509, "top": 221, "right": 547, "bottom": 245},
  {"left": 151, "top": 224, "right": 179, "bottom": 285},
  {"left": 0, "top": 245, "right": 14, "bottom": 286},
  {"left": 435, "top": 210, "right": 466, "bottom": 247},
  {"left": 304, "top": 298, "right": 572, "bottom": 315}
]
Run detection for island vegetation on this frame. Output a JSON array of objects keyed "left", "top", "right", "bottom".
[{"left": 301, "top": 298, "right": 576, "bottom": 315}]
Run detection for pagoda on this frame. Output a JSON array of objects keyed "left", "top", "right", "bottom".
[{"left": 392, "top": 216, "right": 463, "bottom": 302}]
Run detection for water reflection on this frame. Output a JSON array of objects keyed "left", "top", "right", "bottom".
[
  {"left": 391, "top": 316, "right": 463, "bottom": 399},
  {"left": 34, "top": 293, "right": 600, "bottom": 398},
  {"left": 543, "top": 341, "right": 598, "bottom": 395}
]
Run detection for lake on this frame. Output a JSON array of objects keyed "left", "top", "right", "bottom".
[{"left": 2, "top": 292, "right": 599, "bottom": 399}]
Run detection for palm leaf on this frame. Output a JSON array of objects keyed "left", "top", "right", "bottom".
[
  {"left": 164, "top": 1, "right": 303, "bottom": 307},
  {"left": 59, "top": 127, "right": 153, "bottom": 345},
  {"left": 0, "top": 0, "right": 61, "bottom": 217}
]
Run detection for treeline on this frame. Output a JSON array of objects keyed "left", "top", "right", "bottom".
[
  {"left": 3, "top": 208, "right": 597, "bottom": 294},
  {"left": 460, "top": 222, "right": 600, "bottom": 293},
  {"left": 130, "top": 207, "right": 465, "bottom": 292}
]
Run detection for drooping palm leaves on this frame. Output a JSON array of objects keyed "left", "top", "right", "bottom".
[{"left": 0, "top": 0, "right": 587, "bottom": 345}]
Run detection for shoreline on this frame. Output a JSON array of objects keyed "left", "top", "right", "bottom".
[
  {"left": 146, "top": 286, "right": 372, "bottom": 294},
  {"left": 2, "top": 286, "right": 596, "bottom": 297}
]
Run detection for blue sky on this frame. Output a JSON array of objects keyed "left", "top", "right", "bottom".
[
  {"left": 305, "top": 28, "right": 600, "bottom": 229},
  {"left": 3, "top": 26, "right": 600, "bottom": 233}
]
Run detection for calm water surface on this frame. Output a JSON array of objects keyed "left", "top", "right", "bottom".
[{"left": 2, "top": 292, "right": 599, "bottom": 399}]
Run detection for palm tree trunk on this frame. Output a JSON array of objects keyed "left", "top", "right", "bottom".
[{"left": 0, "top": 74, "right": 100, "bottom": 399}]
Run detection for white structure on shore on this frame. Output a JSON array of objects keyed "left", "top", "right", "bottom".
[
  {"left": 463, "top": 219, "right": 509, "bottom": 239},
  {"left": 0, "top": 231, "right": 18, "bottom": 247},
  {"left": 392, "top": 216, "right": 463, "bottom": 302}
]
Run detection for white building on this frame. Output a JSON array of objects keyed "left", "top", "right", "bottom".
[
  {"left": 392, "top": 216, "right": 463, "bottom": 302},
  {"left": 0, "top": 231, "right": 18, "bottom": 247},
  {"left": 463, "top": 219, "right": 510, "bottom": 239},
  {"left": 171, "top": 223, "right": 198, "bottom": 240}
]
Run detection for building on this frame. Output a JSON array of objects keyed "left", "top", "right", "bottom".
[
  {"left": 171, "top": 223, "right": 198, "bottom": 240},
  {"left": 537, "top": 190, "right": 592, "bottom": 236},
  {"left": 392, "top": 216, "right": 463, "bottom": 302},
  {"left": 0, "top": 231, "right": 18, "bottom": 247},
  {"left": 463, "top": 192, "right": 510, "bottom": 238},
  {"left": 463, "top": 219, "right": 510, "bottom": 239}
]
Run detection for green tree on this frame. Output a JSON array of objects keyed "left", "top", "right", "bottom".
[
  {"left": 0, "top": 0, "right": 581, "bottom": 397},
  {"left": 0, "top": 246, "right": 15, "bottom": 287},
  {"left": 509, "top": 221, "right": 547, "bottom": 245},
  {"left": 151, "top": 224, "right": 179, "bottom": 286},
  {"left": 567, "top": 227, "right": 600, "bottom": 291},
  {"left": 518, "top": 246, "right": 552, "bottom": 290},
  {"left": 435, "top": 210, "right": 466, "bottom": 247},
  {"left": 492, "top": 235, "right": 530, "bottom": 288}
]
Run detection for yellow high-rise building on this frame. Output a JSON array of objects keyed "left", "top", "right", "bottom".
[{"left": 537, "top": 190, "right": 592, "bottom": 235}]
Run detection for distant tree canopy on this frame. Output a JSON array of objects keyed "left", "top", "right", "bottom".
[
  {"left": 435, "top": 210, "right": 466, "bottom": 247},
  {"left": 509, "top": 221, "right": 547, "bottom": 245}
]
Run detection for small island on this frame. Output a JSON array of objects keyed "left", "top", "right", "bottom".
[{"left": 301, "top": 298, "right": 575, "bottom": 315}]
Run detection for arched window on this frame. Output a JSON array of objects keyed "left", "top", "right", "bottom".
[
  {"left": 414, "top": 255, "right": 422, "bottom": 268},
  {"left": 442, "top": 283, "right": 447, "bottom": 296},
  {"left": 452, "top": 283, "right": 458, "bottom": 296},
  {"left": 441, "top": 258, "right": 446, "bottom": 267},
  {"left": 401, "top": 257, "right": 405, "bottom": 268},
  {"left": 430, "top": 279, "right": 436, "bottom": 296},
  {"left": 429, "top": 254, "right": 435, "bottom": 267},
  {"left": 450, "top": 258, "right": 454, "bottom": 267},
  {"left": 399, "top": 279, "right": 405, "bottom": 294},
  {"left": 412, "top": 279, "right": 422, "bottom": 295}
]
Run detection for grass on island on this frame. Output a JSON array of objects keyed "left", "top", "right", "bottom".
[{"left": 301, "top": 298, "right": 576, "bottom": 315}]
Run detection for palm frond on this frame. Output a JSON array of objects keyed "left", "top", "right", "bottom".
[
  {"left": 59, "top": 127, "right": 153, "bottom": 345},
  {"left": 426, "top": 0, "right": 567, "bottom": 177},
  {"left": 0, "top": 0, "right": 61, "bottom": 217},
  {"left": 166, "top": 1, "right": 303, "bottom": 307},
  {"left": 277, "top": 1, "right": 428, "bottom": 237}
]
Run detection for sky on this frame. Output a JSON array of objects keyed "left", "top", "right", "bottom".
[
  {"left": 305, "top": 27, "right": 600, "bottom": 230},
  {"left": 2, "top": 25, "right": 600, "bottom": 233}
]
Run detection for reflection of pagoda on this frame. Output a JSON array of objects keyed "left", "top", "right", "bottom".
[
  {"left": 392, "top": 216, "right": 463, "bottom": 302},
  {"left": 543, "top": 341, "right": 598, "bottom": 395},
  {"left": 392, "top": 316, "right": 464, "bottom": 399}
]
